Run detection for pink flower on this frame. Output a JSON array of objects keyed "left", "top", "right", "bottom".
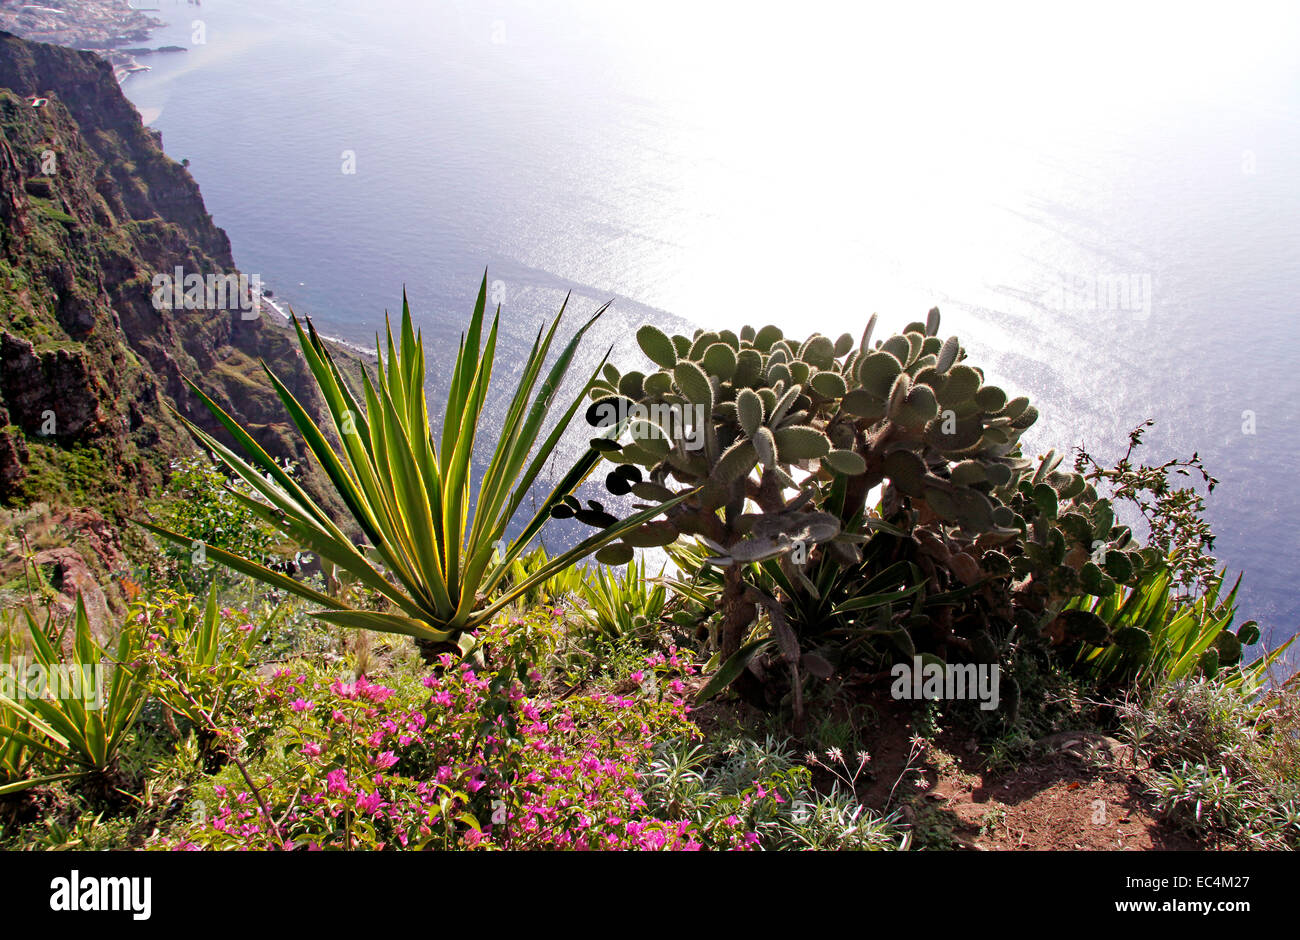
[
  {"left": 372, "top": 751, "right": 398, "bottom": 770},
  {"left": 302, "top": 741, "right": 322, "bottom": 757},
  {"left": 356, "top": 676, "right": 394, "bottom": 703},
  {"left": 325, "top": 768, "right": 350, "bottom": 795},
  {"left": 290, "top": 698, "right": 312, "bottom": 712}
]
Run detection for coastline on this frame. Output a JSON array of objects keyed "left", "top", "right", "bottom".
[
  {"left": 258, "top": 289, "right": 378, "bottom": 359},
  {"left": 114, "top": 61, "right": 149, "bottom": 84}
]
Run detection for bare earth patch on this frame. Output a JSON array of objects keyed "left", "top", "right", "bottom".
[{"left": 690, "top": 686, "right": 1204, "bottom": 851}]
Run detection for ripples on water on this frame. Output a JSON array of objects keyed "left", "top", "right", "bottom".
[{"left": 123, "top": 0, "right": 1300, "bottom": 647}]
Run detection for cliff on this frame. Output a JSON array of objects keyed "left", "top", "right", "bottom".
[{"left": 0, "top": 31, "right": 364, "bottom": 554}]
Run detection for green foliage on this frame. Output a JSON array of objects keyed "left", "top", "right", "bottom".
[
  {"left": 492, "top": 545, "right": 586, "bottom": 609},
  {"left": 139, "top": 276, "right": 686, "bottom": 650},
  {"left": 0, "top": 596, "right": 148, "bottom": 781},
  {"left": 1004, "top": 447, "right": 1152, "bottom": 608},
  {"left": 137, "top": 587, "right": 275, "bottom": 741},
  {"left": 16, "top": 443, "right": 116, "bottom": 511},
  {"left": 145, "top": 454, "right": 290, "bottom": 591},
  {"left": 1069, "top": 568, "right": 1292, "bottom": 690},
  {"left": 1121, "top": 678, "right": 1300, "bottom": 848},
  {"left": 576, "top": 554, "right": 667, "bottom": 640},
  {"left": 638, "top": 733, "right": 904, "bottom": 850}
]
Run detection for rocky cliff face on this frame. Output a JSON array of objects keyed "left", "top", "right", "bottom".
[{"left": 0, "top": 30, "right": 361, "bottom": 548}]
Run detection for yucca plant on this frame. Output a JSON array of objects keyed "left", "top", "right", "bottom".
[
  {"left": 1072, "top": 567, "right": 1292, "bottom": 691},
  {"left": 577, "top": 554, "right": 668, "bottom": 639},
  {"left": 140, "top": 276, "right": 685, "bottom": 653},
  {"left": 0, "top": 596, "right": 148, "bottom": 780}
]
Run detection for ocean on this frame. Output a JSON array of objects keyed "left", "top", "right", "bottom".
[{"left": 120, "top": 0, "right": 1300, "bottom": 650}]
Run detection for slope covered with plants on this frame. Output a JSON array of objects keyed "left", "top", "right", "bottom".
[{"left": 2, "top": 270, "right": 1294, "bottom": 851}]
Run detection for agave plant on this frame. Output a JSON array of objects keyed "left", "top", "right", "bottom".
[
  {"left": 493, "top": 546, "right": 587, "bottom": 608},
  {"left": 141, "top": 276, "right": 685, "bottom": 652},
  {"left": 0, "top": 596, "right": 148, "bottom": 781},
  {"left": 577, "top": 554, "right": 668, "bottom": 640},
  {"left": 1070, "top": 567, "right": 1293, "bottom": 690},
  {"left": 0, "top": 616, "right": 49, "bottom": 795}
]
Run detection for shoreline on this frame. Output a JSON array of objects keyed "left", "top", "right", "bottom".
[
  {"left": 113, "top": 61, "right": 149, "bottom": 84},
  {"left": 257, "top": 289, "right": 378, "bottom": 359}
]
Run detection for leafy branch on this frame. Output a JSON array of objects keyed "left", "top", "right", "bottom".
[{"left": 1074, "top": 420, "right": 1219, "bottom": 596}]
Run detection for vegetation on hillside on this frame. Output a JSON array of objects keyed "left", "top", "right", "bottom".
[{"left": 0, "top": 281, "right": 1295, "bottom": 852}]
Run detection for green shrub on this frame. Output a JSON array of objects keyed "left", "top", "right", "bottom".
[
  {"left": 137, "top": 587, "right": 275, "bottom": 750},
  {"left": 145, "top": 454, "right": 291, "bottom": 591},
  {"left": 1121, "top": 677, "right": 1300, "bottom": 848}
]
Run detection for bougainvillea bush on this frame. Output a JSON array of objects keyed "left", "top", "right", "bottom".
[{"left": 163, "top": 613, "right": 793, "bottom": 850}]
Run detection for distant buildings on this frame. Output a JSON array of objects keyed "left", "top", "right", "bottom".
[{"left": 0, "top": 1, "right": 163, "bottom": 51}]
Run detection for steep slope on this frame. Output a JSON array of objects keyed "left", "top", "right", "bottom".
[{"left": 0, "top": 31, "right": 362, "bottom": 545}]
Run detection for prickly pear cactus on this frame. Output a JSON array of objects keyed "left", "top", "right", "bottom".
[
  {"left": 561, "top": 309, "right": 1053, "bottom": 668},
  {"left": 574, "top": 310, "right": 1037, "bottom": 568},
  {"left": 1002, "top": 447, "right": 1156, "bottom": 609}
]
